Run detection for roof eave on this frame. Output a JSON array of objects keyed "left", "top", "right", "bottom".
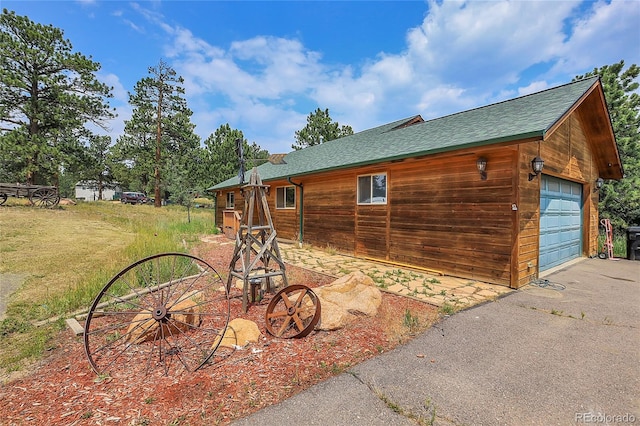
[{"left": 208, "top": 131, "right": 545, "bottom": 190}]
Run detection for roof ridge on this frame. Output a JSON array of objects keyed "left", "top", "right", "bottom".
[
  {"left": 295, "top": 115, "right": 423, "bottom": 150},
  {"left": 351, "top": 115, "right": 423, "bottom": 136},
  {"left": 417, "top": 76, "right": 599, "bottom": 126}
]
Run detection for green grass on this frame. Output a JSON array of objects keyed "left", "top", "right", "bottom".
[
  {"left": 439, "top": 302, "right": 456, "bottom": 315},
  {"left": 0, "top": 201, "right": 217, "bottom": 376},
  {"left": 598, "top": 234, "right": 627, "bottom": 258},
  {"left": 402, "top": 309, "right": 420, "bottom": 333}
]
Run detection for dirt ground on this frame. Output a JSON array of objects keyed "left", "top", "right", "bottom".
[
  {"left": 0, "top": 241, "right": 439, "bottom": 425},
  {"left": 0, "top": 273, "right": 25, "bottom": 321}
]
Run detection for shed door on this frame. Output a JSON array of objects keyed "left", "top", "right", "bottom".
[{"left": 539, "top": 176, "right": 583, "bottom": 271}]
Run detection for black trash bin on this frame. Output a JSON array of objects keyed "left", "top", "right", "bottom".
[{"left": 627, "top": 226, "right": 640, "bottom": 261}]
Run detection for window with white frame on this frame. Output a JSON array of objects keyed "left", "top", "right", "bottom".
[
  {"left": 357, "top": 173, "right": 387, "bottom": 204},
  {"left": 226, "top": 192, "right": 234, "bottom": 209},
  {"left": 276, "top": 186, "right": 296, "bottom": 209}
]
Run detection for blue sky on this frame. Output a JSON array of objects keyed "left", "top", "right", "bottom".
[{"left": 4, "top": 0, "right": 640, "bottom": 154}]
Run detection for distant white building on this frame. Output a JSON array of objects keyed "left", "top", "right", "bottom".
[{"left": 75, "top": 181, "right": 122, "bottom": 201}]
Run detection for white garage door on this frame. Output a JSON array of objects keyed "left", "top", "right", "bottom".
[{"left": 539, "top": 176, "right": 583, "bottom": 271}]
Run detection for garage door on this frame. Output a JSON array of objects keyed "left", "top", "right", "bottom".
[{"left": 539, "top": 176, "right": 583, "bottom": 271}]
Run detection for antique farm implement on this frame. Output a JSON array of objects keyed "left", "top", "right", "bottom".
[
  {"left": 83, "top": 163, "right": 320, "bottom": 378},
  {"left": 0, "top": 182, "right": 60, "bottom": 208}
]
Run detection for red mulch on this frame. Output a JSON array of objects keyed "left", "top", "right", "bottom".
[{"left": 0, "top": 240, "right": 438, "bottom": 426}]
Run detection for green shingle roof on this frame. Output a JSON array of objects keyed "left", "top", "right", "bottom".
[{"left": 209, "top": 76, "right": 599, "bottom": 190}]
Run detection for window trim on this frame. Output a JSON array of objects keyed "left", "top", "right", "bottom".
[
  {"left": 226, "top": 191, "right": 235, "bottom": 209},
  {"left": 357, "top": 172, "right": 387, "bottom": 205},
  {"left": 276, "top": 186, "right": 296, "bottom": 209}
]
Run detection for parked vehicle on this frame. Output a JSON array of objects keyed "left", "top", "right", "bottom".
[{"left": 120, "top": 192, "right": 148, "bottom": 204}]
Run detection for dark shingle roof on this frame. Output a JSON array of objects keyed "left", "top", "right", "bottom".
[{"left": 209, "top": 76, "right": 599, "bottom": 190}]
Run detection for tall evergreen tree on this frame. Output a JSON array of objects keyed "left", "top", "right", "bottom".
[
  {"left": 576, "top": 60, "right": 640, "bottom": 229},
  {"left": 292, "top": 108, "right": 354, "bottom": 151},
  {"left": 202, "top": 124, "right": 269, "bottom": 186},
  {"left": 112, "top": 59, "right": 197, "bottom": 206},
  {"left": 0, "top": 9, "right": 114, "bottom": 184}
]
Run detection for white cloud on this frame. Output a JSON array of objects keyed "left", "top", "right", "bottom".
[
  {"left": 122, "top": 19, "right": 144, "bottom": 34},
  {"left": 153, "top": 23, "right": 330, "bottom": 151},
  {"left": 548, "top": 0, "right": 640, "bottom": 77},
  {"left": 100, "top": 73, "right": 128, "bottom": 103},
  {"left": 517, "top": 81, "right": 550, "bottom": 97},
  {"left": 123, "top": 0, "right": 639, "bottom": 154},
  {"left": 416, "top": 85, "right": 468, "bottom": 118},
  {"left": 405, "top": 1, "right": 576, "bottom": 86}
]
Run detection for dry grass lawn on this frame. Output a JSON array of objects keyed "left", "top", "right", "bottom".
[
  {"left": 0, "top": 205, "right": 132, "bottom": 306},
  {"left": 0, "top": 199, "right": 216, "bottom": 377}
]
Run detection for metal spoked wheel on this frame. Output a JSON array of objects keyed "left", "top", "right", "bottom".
[
  {"left": 84, "top": 253, "right": 230, "bottom": 378},
  {"left": 29, "top": 188, "right": 60, "bottom": 208},
  {"left": 265, "top": 285, "right": 321, "bottom": 338}
]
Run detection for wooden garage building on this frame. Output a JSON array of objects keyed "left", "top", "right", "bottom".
[{"left": 209, "top": 76, "right": 623, "bottom": 288}]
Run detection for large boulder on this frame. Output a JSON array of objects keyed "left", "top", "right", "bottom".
[
  {"left": 216, "top": 318, "right": 262, "bottom": 348},
  {"left": 314, "top": 271, "right": 382, "bottom": 331},
  {"left": 125, "top": 290, "right": 202, "bottom": 344}
]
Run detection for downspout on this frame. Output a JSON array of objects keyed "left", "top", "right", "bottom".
[{"left": 288, "top": 177, "right": 303, "bottom": 247}]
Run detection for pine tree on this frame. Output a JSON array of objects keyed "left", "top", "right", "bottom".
[
  {"left": 0, "top": 9, "right": 114, "bottom": 184},
  {"left": 112, "top": 59, "right": 197, "bottom": 206},
  {"left": 292, "top": 108, "right": 354, "bottom": 150},
  {"left": 576, "top": 60, "right": 640, "bottom": 228}
]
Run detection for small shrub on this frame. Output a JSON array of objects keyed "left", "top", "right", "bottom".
[
  {"left": 403, "top": 309, "right": 420, "bottom": 333},
  {"left": 439, "top": 303, "right": 455, "bottom": 315},
  {"left": 324, "top": 244, "right": 338, "bottom": 255}
]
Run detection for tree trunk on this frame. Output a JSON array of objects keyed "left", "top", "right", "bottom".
[
  {"left": 98, "top": 177, "right": 104, "bottom": 201},
  {"left": 154, "top": 91, "right": 163, "bottom": 208}
]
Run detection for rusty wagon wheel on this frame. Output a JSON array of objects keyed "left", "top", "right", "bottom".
[
  {"left": 0, "top": 193, "right": 6, "bottom": 205},
  {"left": 29, "top": 187, "right": 59, "bottom": 208},
  {"left": 84, "top": 253, "right": 230, "bottom": 378},
  {"left": 265, "top": 285, "right": 321, "bottom": 338}
]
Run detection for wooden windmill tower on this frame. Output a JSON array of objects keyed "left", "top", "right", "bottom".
[{"left": 227, "top": 139, "right": 288, "bottom": 312}]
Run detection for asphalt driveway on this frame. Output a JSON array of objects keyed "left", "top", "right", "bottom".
[{"left": 234, "top": 258, "right": 639, "bottom": 425}]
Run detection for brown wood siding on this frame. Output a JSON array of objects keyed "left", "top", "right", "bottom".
[
  {"left": 216, "top": 150, "right": 519, "bottom": 287},
  {"left": 575, "top": 86, "right": 622, "bottom": 180},
  {"left": 387, "top": 151, "right": 516, "bottom": 286},
  {"left": 267, "top": 180, "right": 300, "bottom": 241},
  {"left": 356, "top": 204, "right": 388, "bottom": 259},
  {"left": 515, "top": 143, "right": 541, "bottom": 288},
  {"left": 303, "top": 172, "right": 356, "bottom": 252}
]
